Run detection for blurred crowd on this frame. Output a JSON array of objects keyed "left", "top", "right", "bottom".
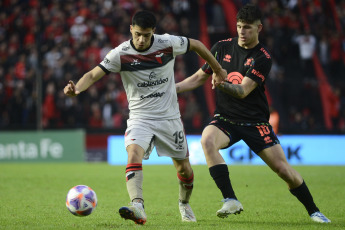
[{"left": 0, "top": 0, "right": 344, "bottom": 134}]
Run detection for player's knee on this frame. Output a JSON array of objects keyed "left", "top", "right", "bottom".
[
  {"left": 127, "top": 148, "right": 144, "bottom": 163},
  {"left": 177, "top": 165, "right": 192, "bottom": 177},
  {"left": 174, "top": 159, "right": 192, "bottom": 176},
  {"left": 177, "top": 169, "right": 192, "bottom": 179},
  {"left": 200, "top": 136, "right": 216, "bottom": 153}
]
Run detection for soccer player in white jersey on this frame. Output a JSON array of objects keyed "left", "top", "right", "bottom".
[{"left": 64, "top": 10, "right": 227, "bottom": 225}]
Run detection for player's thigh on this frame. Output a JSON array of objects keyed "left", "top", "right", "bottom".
[
  {"left": 259, "top": 144, "right": 303, "bottom": 186},
  {"left": 154, "top": 119, "right": 188, "bottom": 159},
  {"left": 126, "top": 144, "right": 146, "bottom": 163},
  {"left": 125, "top": 119, "right": 155, "bottom": 161},
  {"left": 201, "top": 125, "right": 230, "bottom": 150},
  {"left": 258, "top": 144, "right": 289, "bottom": 173}
]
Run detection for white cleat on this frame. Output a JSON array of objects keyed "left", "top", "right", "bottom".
[
  {"left": 216, "top": 198, "right": 243, "bottom": 218},
  {"left": 179, "top": 202, "right": 196, "bottom": 222},
  {"left": 310, "top": 211, "right": 331, "bottom": 223},
  {"left": 119, "top": 202, "right": 147, "bottom": 225}
]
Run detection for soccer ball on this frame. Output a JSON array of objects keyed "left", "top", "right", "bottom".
[{"left": 66, "top": 185, "right": 97, "bottom": 217}]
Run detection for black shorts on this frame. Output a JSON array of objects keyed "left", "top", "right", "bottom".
[{"left": 208, "top": 114, "right": 280, "bottom": 154}]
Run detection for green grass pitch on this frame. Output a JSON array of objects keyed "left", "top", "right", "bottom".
[{"left": 0, "top": 163, "right": 344, "bottom": 229}]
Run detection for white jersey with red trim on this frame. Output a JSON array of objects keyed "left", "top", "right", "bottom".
[{"left": 99, "top": 34, "right": 189, "bottom": 120}]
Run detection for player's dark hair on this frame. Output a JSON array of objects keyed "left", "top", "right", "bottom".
[
  {"left": 236, "top": 4, "right": 262, "bottom": 24},
  {"left": 132, "top": 11, "right": 156, "bottom": 29}
]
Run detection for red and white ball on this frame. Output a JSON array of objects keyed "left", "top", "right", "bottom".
[{"left": 66, "top": 185, "right": 97, "bottom": 217}]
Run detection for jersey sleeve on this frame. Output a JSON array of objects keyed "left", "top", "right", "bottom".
[
  {"left": 169, "top": 34, "right": 190, "bottom": 56},
  {"left": 201, "top": 42, "right": 220, "bottom": 75},
  {"left": 245, "top": 55, "right": 272, "bottom": 85},
  {"left": 98, "top": 48, "right": 121, "bottom": 74}
]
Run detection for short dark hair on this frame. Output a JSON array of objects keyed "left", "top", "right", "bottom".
[
  {"left": 132, "top": 11, "right": 156, "bottom": 29},
  {"left": 236, "top": 4, "right": 262, "bottom": 24}
]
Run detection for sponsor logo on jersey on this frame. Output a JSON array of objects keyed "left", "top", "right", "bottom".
[
  {"left": 149, "top": 71, "right": 157, "bottom": 80},
  {"left": 251, "top": 69, "right": 265, "bottom": 82},
  {"left": 178, "top": 36, "right": 185, "bottom": 46},
  {"left": 137, "top": 78, "right": 168, "bottom": 87},
  {"left": 260, "top": 47, "right": 271, "bottom": 59},
  {"left": 130, "top": 59, "right": 141, "bottom": 66},
  {"left": 140, "top": 92, "right": 165, "bottom": 100},
  {"left": 226, "top": 72, "right": 243, "bottom": 84},
  {"left": 223, "top": 54, "right": 231, "bottom": 62},
  {"left": 219, "top": 38, "right": 232, "bottom": 42},
  {"left": 122, "top": 45, "right": 130, "bottom": 51},
  {"left": 244, "top": 57, "right": 255, "bottom": 67},
  {"left": 103, "top": 57, "right": 110, "bottom": 64},
  {"left": 158, "top": 39, "right": 168, "bottom": 43}
]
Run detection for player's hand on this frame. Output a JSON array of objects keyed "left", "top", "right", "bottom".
[
  {"left": 212, "top": 69, "right": 227, "bottom": 89},
  {"left": 211, "top": 74, "right": 223, "bottom": 89},
  {"left": 64, "top": 80, "right": 80, "bottom": 97}
]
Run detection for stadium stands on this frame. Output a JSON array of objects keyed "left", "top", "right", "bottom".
[{"left": 0, "top": 0, "right": 344, "bottom": 134}]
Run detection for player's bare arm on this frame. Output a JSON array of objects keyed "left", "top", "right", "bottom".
[
  {"left": 63, "top": 66, "right": 106, "bottom": 97},
  {"left": 176, "top": 39, "right": 227, "bottom": 93},
  {"left": 214, "top": 76, "right": 258, "bottom": 99},
  {"left": 189, "top": 39, "right": 227, "bottom": 79},
  {"left": 176, "top": 69, "right": 210, "bottom": 93}
]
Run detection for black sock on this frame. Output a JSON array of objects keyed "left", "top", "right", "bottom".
[
  {"left": 290, "top": 180, "right": 319, "bottom": 215},
  {"left": 209, "top": 164, "right": 237, "bottom": 200}
]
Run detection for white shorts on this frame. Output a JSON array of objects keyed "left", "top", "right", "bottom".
[{"left": 124, "top": 118, "right": 189, "bottom": 160}]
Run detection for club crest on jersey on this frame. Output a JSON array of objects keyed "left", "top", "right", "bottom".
[
  {"left": 155, "top": 53, "right": 164, "bottom": 64},
  {"left": 131, "top": 59, "right": 141, "bottom": 66},
  {"left": 244, "top": 57, "right": 255, "bottom": 67}
]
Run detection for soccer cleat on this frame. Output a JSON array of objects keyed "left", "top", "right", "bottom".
[
  {"left": 119, "top": 202, "right": 147, "bottom": 225},
  {"left": 310, "top": 211, "right": 331, "bottom": 223},
  {"left": 179, "top": 202, "right": 197, "bottom": 222},
  {"left": 216, "top": 198, "right": 243, "bottom": 218}
]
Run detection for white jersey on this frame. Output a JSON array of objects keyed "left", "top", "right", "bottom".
[{"left": 99, "top": 34, "right": 189, "bottom": 120}]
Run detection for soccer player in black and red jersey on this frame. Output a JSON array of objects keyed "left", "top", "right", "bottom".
[{"left": 176, "top": 4, "right": 330, "bottom": 223}]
